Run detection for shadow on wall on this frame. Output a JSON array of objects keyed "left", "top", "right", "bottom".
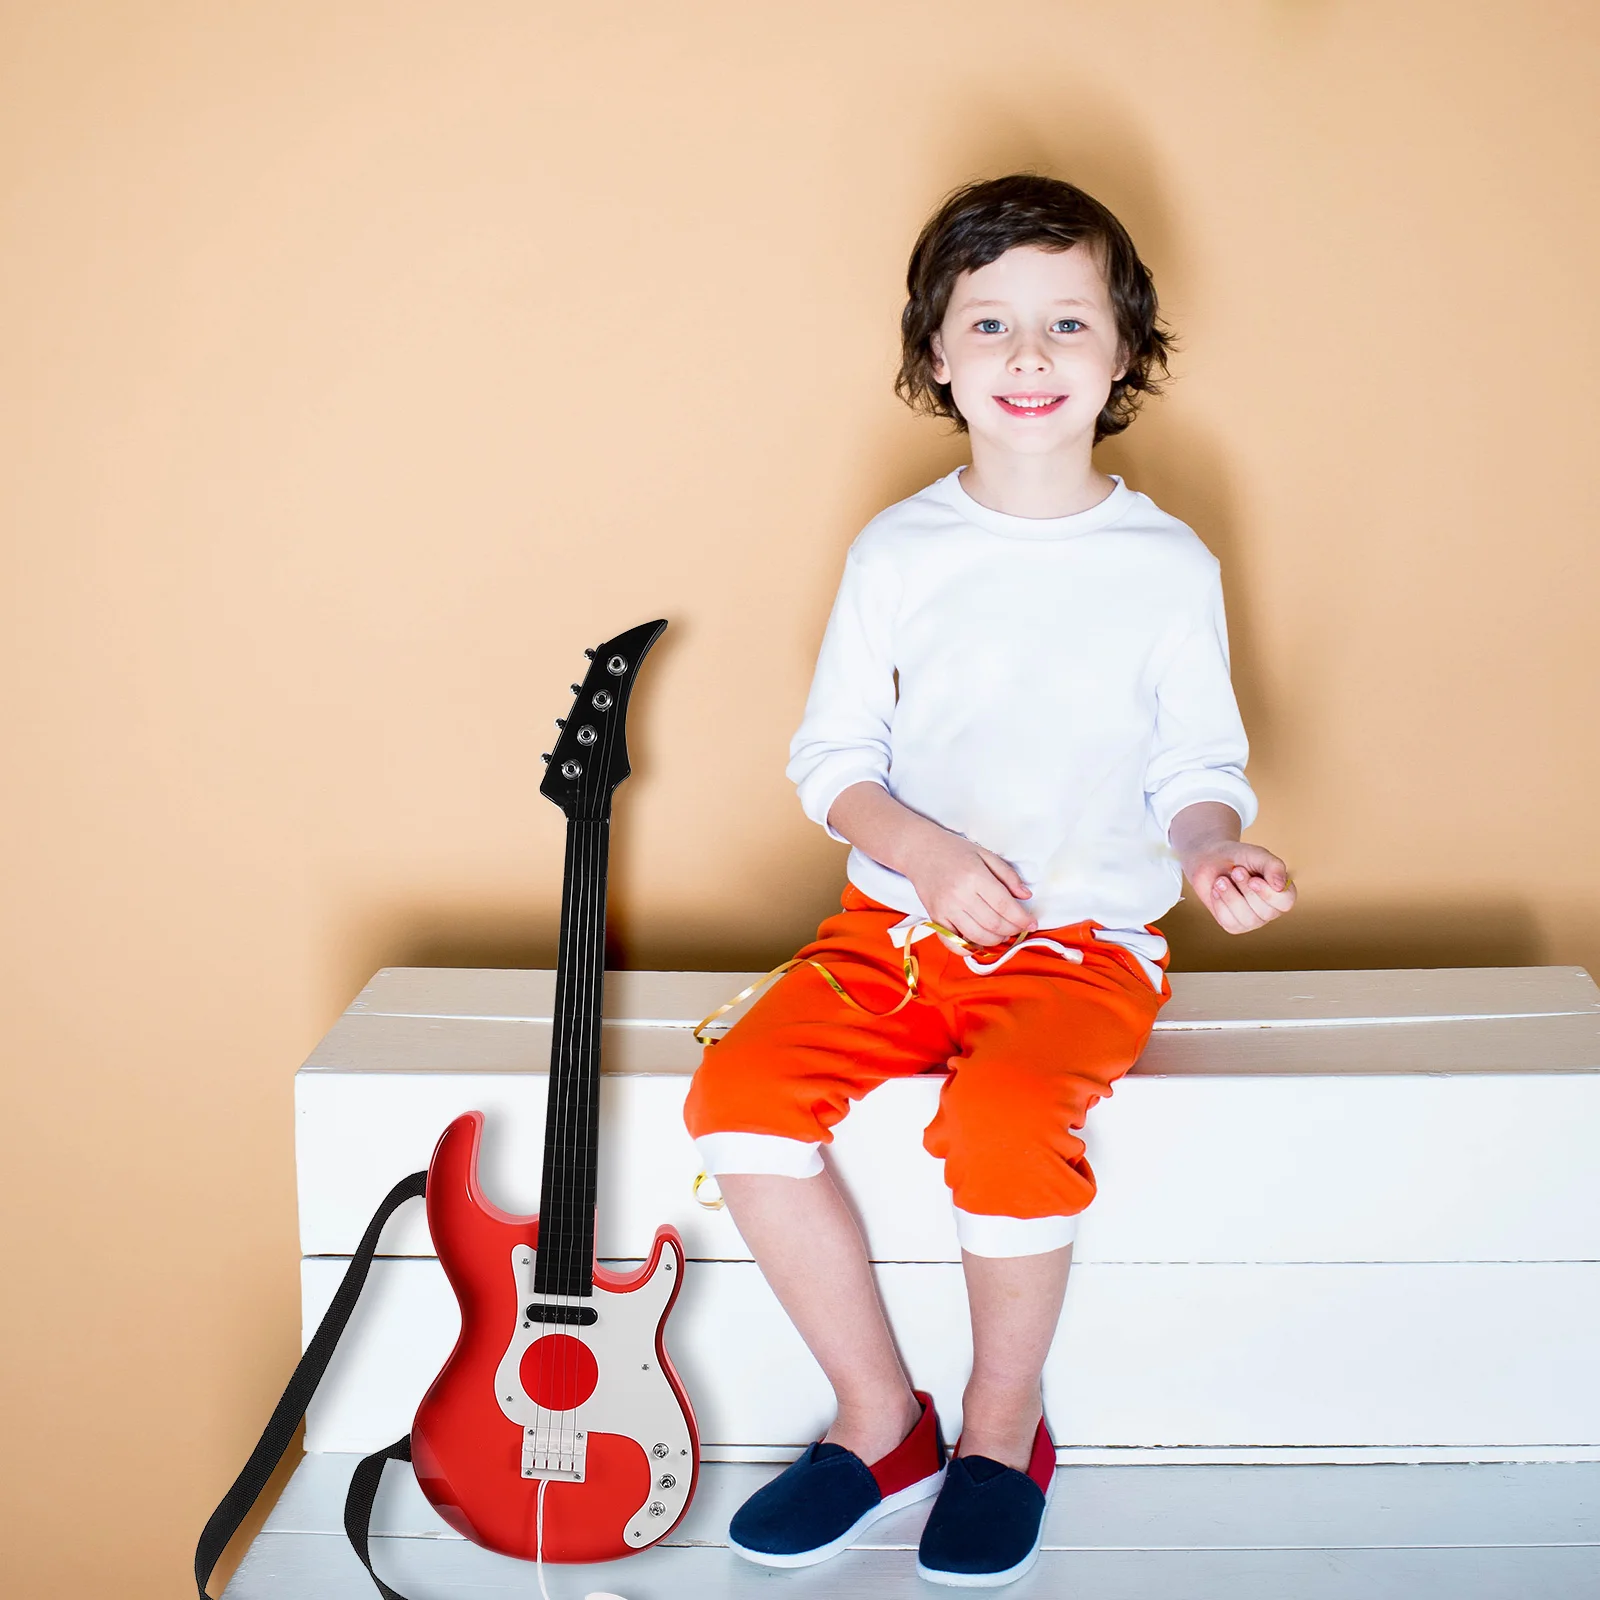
[
  {"left": 370, "top": 891, "right": 1548, "bottom": 982},
  {"left": 371, "top": 903, "right": 801, "bottom": 983},
  {"left": 1159, "top": 893, "right": 1547, "bottom": 973}
]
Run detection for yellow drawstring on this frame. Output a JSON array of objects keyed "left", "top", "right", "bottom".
[
  {"left": 690, "top": 916, "right": 1058, "bottom": 1048},
  {"left": 688, "top": 918, "right": 1038, "bottom": 1209}
]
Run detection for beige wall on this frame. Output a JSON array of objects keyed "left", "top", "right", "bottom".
[{"left": 2, "top": 3, "right": 1596, "bottom": 1592}]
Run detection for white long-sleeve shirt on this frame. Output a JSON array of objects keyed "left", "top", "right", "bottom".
[{"left": 786, "top": 468, "right": 1257, "bottom": 983}]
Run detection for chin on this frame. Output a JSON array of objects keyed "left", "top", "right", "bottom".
[{"left": 977, "top": 423, "right": 1079, "bottom": 455}]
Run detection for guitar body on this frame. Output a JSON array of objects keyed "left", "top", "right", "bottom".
[{"left": 413, "top": 1111, "right": 698, "bottom": 1561}]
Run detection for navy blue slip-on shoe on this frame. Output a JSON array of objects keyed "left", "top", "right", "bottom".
[
  {"left": 727, "top": 1390, "right": 946, "bottom": 1568},
  {"left": 915, "top": 1417, "right": 1055, "bottom": 1587}
]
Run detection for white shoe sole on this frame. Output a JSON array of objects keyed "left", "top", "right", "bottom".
[
  {"left": 914, "top": 1467, "right": 1055, "bottom": 1588},
  {"left": 728, "top": 1465, "right": 947, "bottom": 1569}
]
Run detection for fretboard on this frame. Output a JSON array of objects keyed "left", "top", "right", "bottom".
[{"left": 533, "top": 815, "right": 610, "bottom": 1298}]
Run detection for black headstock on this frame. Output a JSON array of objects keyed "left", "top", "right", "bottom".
[{"left": 539, "top": 619, "right": 667, "bottom": 819}]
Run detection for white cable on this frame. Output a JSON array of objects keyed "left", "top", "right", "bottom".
[
  {"left": 534, "top": 1420, "right": 629, "bottom": 1600},
  {"left": 536, "top": 1478, "right": 553, "bottom": 1600}
]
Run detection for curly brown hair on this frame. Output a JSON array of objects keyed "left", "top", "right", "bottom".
[{"left": 896, "top": 174, "right": 1173, "bottom": 444}]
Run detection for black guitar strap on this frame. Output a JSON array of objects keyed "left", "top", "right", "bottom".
[
  {"left": 343, "top": 1435, "right": 419, "bottom": 1600},
  {"left": 193, "top": 1169, "right": 427, "bottom": 1599}
]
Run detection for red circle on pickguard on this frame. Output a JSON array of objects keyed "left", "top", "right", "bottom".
[{"left": 520, "top": 1334, "right": 599, "bottom": 1411}]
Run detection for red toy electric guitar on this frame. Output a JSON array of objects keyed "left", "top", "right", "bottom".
[{"left": 411, "top": 619, "right": 699, "bottom": 1563}]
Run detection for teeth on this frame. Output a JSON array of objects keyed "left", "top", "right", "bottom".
[{"left": 1003, "top": 396, "right": 1058, "bottom": 408}]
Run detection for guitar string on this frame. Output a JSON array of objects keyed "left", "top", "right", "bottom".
[
  {"left": 577, "top": 661, "right": 621, "bottom": 1484},
  {"left": 555, "top": 810, "right": 576, "bottom": 1475},
  {"left": 568, "top": 770, "right": 599, "bottom": 1476},
  {"left": 566, "top": 804, "right": 590, "bottom": 1477},
  {"left": 537, "top": 810, "right": 564, "bottom": 1474},
  {"left": 546, "top": 784, "right": 582, "bottom": 1475},
  {"left": 561, "top": 803, "right": 587, "bottom": 1472},
  {"left": 576, "top": 796, "right": 599, "bottom": 1476},
  {"left": 570, "top": 671, "right": 613, "bottom": 1485},
  {"left": 563, "top": 802, "right": 590, "bottom": 1473},
  {"left": 553, "top": 807, "right": 575, "bottom": 1477},
  {"left": 563, "top": 806, "right": 582, "bottom": 1465}
]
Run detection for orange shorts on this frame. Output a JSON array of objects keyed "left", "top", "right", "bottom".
[{"left": 682, "top": 884, "right": 1170, "bottom": 1256}]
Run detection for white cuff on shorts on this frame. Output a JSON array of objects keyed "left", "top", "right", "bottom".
[
  {"left": 953, "top": 1206, "right": 1079, "bottom": 1258},
  {"left": 693, "top": 1131, "right": 825, "bottom": 1179}
]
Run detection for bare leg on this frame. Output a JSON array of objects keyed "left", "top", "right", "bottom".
[
  {"left": 957, "top": 1244, "right": 1073, "bottom": 1471},
  {"left": 717, "top": 1169, "right": 923, "bottom": 1463}
]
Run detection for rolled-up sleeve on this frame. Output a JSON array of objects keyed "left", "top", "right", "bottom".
[
  {"left": 1144, "top": 566, "right": 1259, "bottom": 838},
  {"left": 786, "top": 544, "right": 899, "bottom": 843}
]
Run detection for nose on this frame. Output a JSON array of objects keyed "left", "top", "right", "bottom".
[{"left": 1007, "top": 333, "right": 1051, "bottom": 374}]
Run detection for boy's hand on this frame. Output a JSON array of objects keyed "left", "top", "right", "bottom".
[
  {"left": 1167, "top": 801, "right": 1296, "bottom": 935},
  {"left": 901, "top": 829, "right": 1037, "bottom": 948},
  {"left": 1182, "top": 841, "right": 1296, "bottom": 934}
]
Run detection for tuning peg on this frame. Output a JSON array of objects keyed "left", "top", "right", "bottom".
[
  {"left": 540, "top": 753, "right": 551, "bottom": 764},
  {"left": 570, "top": 684, "right": 582, "bottom": 695},
  {"left": 555, "top": 718, "right": 566, "bottom": 728},
  {"left": 584, "top": 648, "right": 596, "bottom": 660}
]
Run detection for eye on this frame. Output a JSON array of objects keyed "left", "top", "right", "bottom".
[
  {"left": 975, "top": 318, "right": 1005, "bottom": 334},
  {"left": 1052, "top": 318, "right": 1084, "bottom": 334}
]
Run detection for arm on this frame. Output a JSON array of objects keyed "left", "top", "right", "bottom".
[
  {"left": 1169, "top": 801, "right": 1296, "bottom": 933},
  {"left": 826, "top": 781, "right": 1036, "bottom": 946},
  {"left": 788, "top": 544, "right": 1032, "bottom": 946},
  {"left": 1146, "top": 565, "right": 1295, "bottom": 935}
]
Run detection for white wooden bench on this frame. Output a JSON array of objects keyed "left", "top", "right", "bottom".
[{"left": 223, "top": 964, "right": 1600, "bottom": 1597}]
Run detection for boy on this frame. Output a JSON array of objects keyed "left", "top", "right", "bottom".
[{"left": 683, "top": 173, "right": 1295, "bottom": 1587}]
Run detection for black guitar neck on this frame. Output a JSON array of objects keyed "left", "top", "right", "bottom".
[{"left": 532, "top": 620, "right": 666, "bottom": 1300}]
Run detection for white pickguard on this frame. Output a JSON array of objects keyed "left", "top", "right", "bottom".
[{"left": 492, "top": 1242, "right": 694, "bottom": 1547}]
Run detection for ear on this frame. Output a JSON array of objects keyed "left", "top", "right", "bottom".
[{"left": 929, "top": 330, "right": 950, "bottom": 385}]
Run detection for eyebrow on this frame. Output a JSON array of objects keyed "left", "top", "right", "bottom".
[{"left": 955, "top": 297, "right": 1095, "bottom": 310}]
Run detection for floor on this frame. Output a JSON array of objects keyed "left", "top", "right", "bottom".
[{"left": 224, "top": 1453, "right": 1600, "bottom": 1599}]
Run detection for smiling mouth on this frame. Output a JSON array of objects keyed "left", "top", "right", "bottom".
[{"left": 994, "top": 394, "right": 1066, "bottom": 417}]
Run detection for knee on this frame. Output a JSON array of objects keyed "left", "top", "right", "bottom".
[
  {"left": 937, "top": 1053, "right": 1093, "bottom": 1148},
  {"left": 927, "top": 1062, "right": 1099, "bottom": 1221}
]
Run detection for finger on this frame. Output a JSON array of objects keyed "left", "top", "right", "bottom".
[
  {"left": 957, "top": 898, "right": 1013, "bottom": 946},
  {"left": 1208, "top": 876, "right": 1246, "bottom": 932},
  {"left": 1237, "top": 876, "right": 1283, "bottom": 921},
  {"left": 1241, "top": 849, "right": 1292, "bottom": 893},
  {"left": 1246, "top": 875, "right": 1296, "bottom": 914},
  {"left": 1211, "top": 874, "right": 1264, "bottom": 932},
  {"left": 986, "top": 900, "right": 1037, "bottom": 938},
  {"left": 975, "top": 880, "right": 1036, "bottom": 934},
  {"left": 1207, "top": 881, "right": 1247, "bottom": 934},
  {"left": 978, "top": 849, "right": 1033, "bottom": 901}
]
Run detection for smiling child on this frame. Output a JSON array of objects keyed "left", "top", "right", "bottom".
[{"left": 683, "top": 173, "right": 1295, "bottom": 1587}]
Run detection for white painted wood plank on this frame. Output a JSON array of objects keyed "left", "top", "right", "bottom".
[
  {"left": 225, "top": 1529, "right": 1600, "bottom": 1600},
  {"left": 1154, "top": 966, "right": 1600, "bottom": 1024},
  {"left": 266, "top": 1451, "right": 1600, "bottom": 1550},
  {"left": 305, "top": 1011, "right": 696, "bottom": 1073},
  {"left": 346, "top": 965, "right": 1600, "bottom": 1026},
  {"left": 351, "top": 968, "right": 736, "bottom": 1024},
  {"left": 1135, "top": 1012, "right": 1600, "bottom": 1074},
  {"left": 301, "top": 1000, "right": 1600, "bottom": 1077},
  {"left": 298, "top": 1257, "right": 1600, "bottom": 1457},
  {"left": 296, "top": 1071, "right": 1600, "bottom": 1263}
]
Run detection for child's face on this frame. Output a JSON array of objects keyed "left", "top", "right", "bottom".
[{"left": 930, "top": 243, "right": 1126, "bottom": 456}]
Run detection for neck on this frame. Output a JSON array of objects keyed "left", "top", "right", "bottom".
[
  {"left": 533, "top": 812, "right": 611, "bottom": 1299},
  {"left": 959, "top": 436, "right": 1115, "bottom": 520}
]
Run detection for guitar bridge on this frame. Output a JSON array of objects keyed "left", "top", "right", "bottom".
[{"left": 522, "top": 1427, "right": 587, "bottom": 1482}]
